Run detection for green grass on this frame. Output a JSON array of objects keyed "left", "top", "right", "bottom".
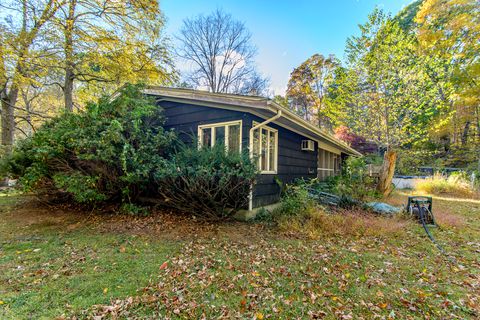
[
  {"left": 0, "top": 192, "right": 479, "bottom": 319},
  {"left": 0, "top": 196, "right": 179, "bottom": 319}
]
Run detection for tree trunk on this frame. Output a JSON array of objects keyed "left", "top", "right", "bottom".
[
  {"left": 377, "top": 148, "right": 397, "bottom": 196},
  {"left": 461, "top": 120, "right": 471, "bottom": 145},
  {"left": 1, "top": 88, "right": 18, "bottom": 151},
  {"left": 452, "top": 110, "right": 458, "bottom": 145},
  {"left": 63, "top": 0, "right": 76, "bottom": 112},
  {"left": 0, "top": 88, "right": 17, "bottom": 185},
  {"left": 476, "top": 105, "right": 480, "bottom": 142},
  {"left": 64, "top": 67, "right": 74, "bottom": 112}
]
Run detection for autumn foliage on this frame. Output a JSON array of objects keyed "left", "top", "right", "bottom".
[{"left": 334, "top": 126, "right": 378, "bottom": 155}]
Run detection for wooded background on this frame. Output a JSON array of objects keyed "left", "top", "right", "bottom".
[{"left": 1, "top": 0, "right": 478, "bottom": 174}]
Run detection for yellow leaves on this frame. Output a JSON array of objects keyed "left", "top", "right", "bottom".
[
  {"left": 0, "top": 300, "right": 5, "bottom": 305},
  {"left": 103, "top": 288, "right": 108, "bottom": 294},
  {"left": 255, "top": 312, "right": 264, "bottom": 319}
]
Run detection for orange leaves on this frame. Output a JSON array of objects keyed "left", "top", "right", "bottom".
[{"left": 159, "top": 261, "right": 168, "bottom": 270}]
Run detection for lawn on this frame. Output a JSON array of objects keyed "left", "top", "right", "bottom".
[{"left": 0, "top": 191, "right": 479, "bottom": 319}]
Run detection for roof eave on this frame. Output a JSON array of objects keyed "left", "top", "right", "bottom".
[
  {"left": 266, "top": 101, "right": 362, "bottom": 156},
  {"left": 143, "top": 86, "right": 362, "bottom": 157}
]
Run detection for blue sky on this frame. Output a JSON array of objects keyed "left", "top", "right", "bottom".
[{"left": 161, "top": 0, "right": 413, "bottom": 94}]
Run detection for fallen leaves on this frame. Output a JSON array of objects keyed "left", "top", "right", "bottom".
[
  {"left": 2, "top": 193, "right": 479, "bottom": 319},
  {"left": 79, "top": 236, "right": 467, "bottom": 319}
]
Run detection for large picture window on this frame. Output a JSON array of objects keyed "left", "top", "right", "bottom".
[
  {"left": 198, "top": 120, "right": 242, "bottom": 153},
  {"left": 251, "top": 122, "right": 278, "bottom": 174}
]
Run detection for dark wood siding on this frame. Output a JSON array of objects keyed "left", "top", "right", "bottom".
[
  {"left": 157, "top": 100, "right": 251, "bottom": 149},
  {"left": 154, "top": 99, "right": 318, "bottom": 209}
]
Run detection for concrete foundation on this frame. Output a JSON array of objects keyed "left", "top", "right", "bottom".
[{"left": 234, "top": 202, "right": 281, "bottom": 221}]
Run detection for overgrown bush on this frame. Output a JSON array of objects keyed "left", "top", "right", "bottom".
[
  {"left": 1, "top": 85, "right": 260, "bottom": 218},
  {"left": 333, "top": 157, "right": 379, "bottom": 200},
  {"left": 1, "top": 84, "right": 176, "bottom": 208},
  {"left": 154, "top": 144, "right": 257, "bottom": 220},
  {"left": 272, "top": 180, "right": 316, "bottom": 217},
  {"left": 272, "top": 179, "right": 407, "bottom": 239},
  {"left": 415, "top": 172, "right": 477, "bottom": 198}
]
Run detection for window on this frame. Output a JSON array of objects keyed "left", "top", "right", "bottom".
[
  {"left": 318, "top": 148, "right": 341, "bottom": 180},
  {"left": 198, "top": 120, "right": 242, "bottom": 153},
  {"left": 251, "top": 122, "right": 278, "bottom": 173}
]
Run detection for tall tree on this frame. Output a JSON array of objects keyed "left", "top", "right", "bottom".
[
  {"left": 0, "top": 0, "right": 61, "bottom": 150},
  {"left": 176, "top": 9, "right": 268, "bottom": 95},
  {"left": 337, "top": 9, "right": 439, "bottom": 195},
  {"left": 286, "top": 54, "right": 339, "bottom": 130},
  {"left": 416, "top": 0, "right": 480, "bottom": 147},
  {"left": 53, "top": 0, "right": 176, "bottom": 111}
]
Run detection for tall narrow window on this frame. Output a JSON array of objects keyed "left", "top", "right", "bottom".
[
  {"left": 198, "top": 120, "right": 242, "bottom": 152},
  {"left": 251, "top": 122, "right": 278, "bottom": 173},
  {"left": 228, "top": 124, "right": 240, "bottom": 153},
  {"left": 261, "top": 129, "right": 268, "bottom": 170},
  {"left": 201, "top": 128, "right": 212, "bottom": 147},
  {"left": 215, "top": 126, "right": 225, "bottom": 146},
  {"left": 268, "top": 131, "right": 275, "bottom": 171}
]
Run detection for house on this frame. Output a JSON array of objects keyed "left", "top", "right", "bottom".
[{"left": 144, "top": 87, "right": 361, "bottom": 211}]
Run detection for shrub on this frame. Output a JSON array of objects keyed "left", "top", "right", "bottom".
[
  {"left": 333, "top": 157, "right": 379, "bottom": 200},
  {"left": 415, "top": 172, "right": 477, "bottom": 198},
  {"left": 272, "top": 180, "right": 316, "bottom": 217},
  {"left": 1, "top": 84, "right": 176, "bottom": 206},
  {"left": 154, "top": 144, "right": 257, "bottom": 220},
  {"left": 272, "top": 180, "right": 408, "bottom": 238}
]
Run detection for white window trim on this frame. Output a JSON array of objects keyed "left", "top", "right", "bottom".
[
  {"left": 318, "top": 149, "right": 341, "bottom": 179},
  {"left": 198, "top": 120, "right": 242, "bottom": 152},
  {"left": 252, "top": 121, "right": 278, "bottom": 174}
]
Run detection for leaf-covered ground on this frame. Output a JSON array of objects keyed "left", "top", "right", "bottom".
[{"left": 0, "top": 191, "right": 479, "bottom": 319}]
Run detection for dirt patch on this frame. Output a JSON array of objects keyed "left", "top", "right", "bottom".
[{"left": 1, "top": 197, "right": 270, "bottom": 242}]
